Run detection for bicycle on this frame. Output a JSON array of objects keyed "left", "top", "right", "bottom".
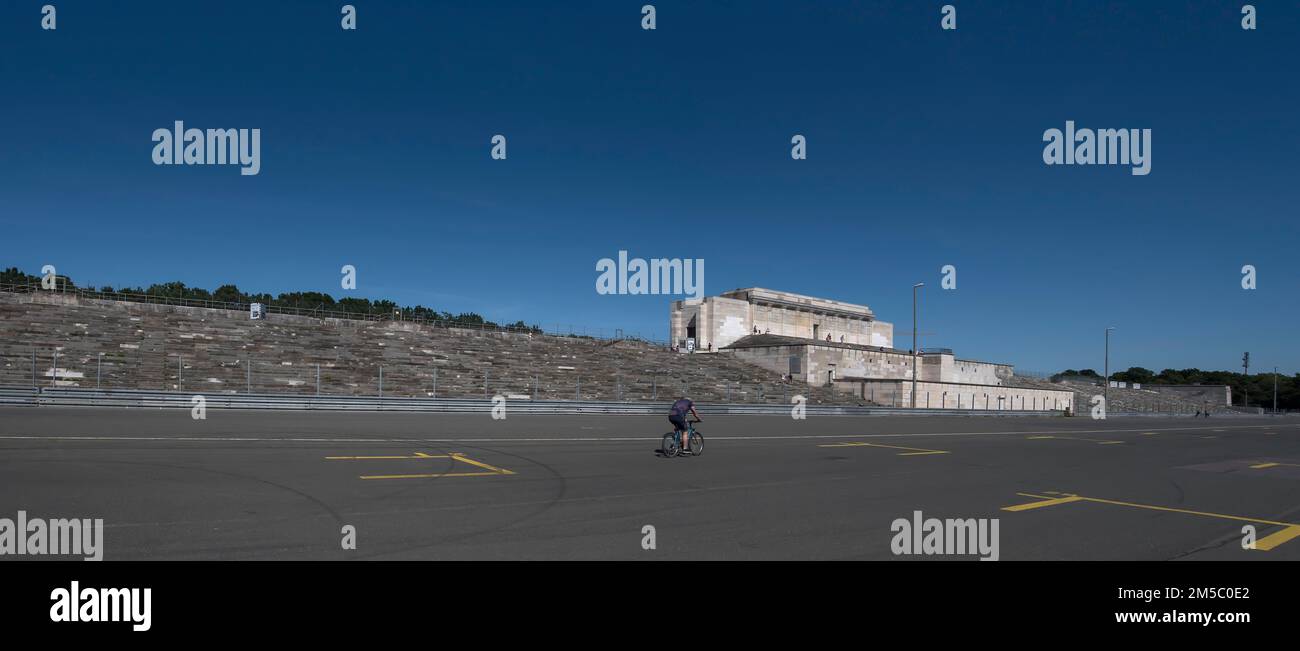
[{"left": 662, "top": 419, "right": 703, "bottom": 458}]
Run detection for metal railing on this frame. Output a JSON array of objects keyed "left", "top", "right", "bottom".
[{"left": 0, "top": 386, "right": 1065, "bottom": 417}]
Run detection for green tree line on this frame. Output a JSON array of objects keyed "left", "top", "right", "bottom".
[
  {"left": 2, "top": 266, "right": 539, "bottom": 333},
  {"left": 1056, "top": 366, "right": 1298, "bottom": 410}
]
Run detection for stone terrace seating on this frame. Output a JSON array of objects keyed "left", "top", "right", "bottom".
[
  {"left": 1007, "top": 375, "right": 1208, "bottom": 414},
  {"left": 0, "top": 291, "right": 862, "bottom": 405}
]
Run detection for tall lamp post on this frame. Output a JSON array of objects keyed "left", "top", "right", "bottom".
[
  {"left": 1104, "top": 327, "right": 1116, "bottom": 411},
  {"left": 912, "top": 283, "right": 924, "bottom": 409},
  {"left": 1242, "top": 352, "right": 1250, "bottom": 409}
]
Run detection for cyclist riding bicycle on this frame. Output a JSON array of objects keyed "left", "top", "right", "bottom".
[{"left": 668, "top": 397, "right": 701, "bottom": 453}]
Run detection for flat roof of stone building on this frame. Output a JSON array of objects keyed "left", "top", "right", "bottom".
[{"left": 719, "top": 288, "right": 876, "bottom": 320}]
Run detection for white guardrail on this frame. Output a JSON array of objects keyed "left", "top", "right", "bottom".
[{"left": 0, "top": 387, "right": 1068, "bottom": 417}]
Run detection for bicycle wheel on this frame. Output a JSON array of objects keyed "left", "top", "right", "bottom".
[
  {"left": 662, "top": 433, "right": 679, "bottom": 457},
  {"left": 689, "top": 431, "right": 703, "bottom": 456}
]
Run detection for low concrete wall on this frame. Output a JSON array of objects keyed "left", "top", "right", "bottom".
[
  {"left": 726, "top": 339, "right": 1014, "bottom": 388},
  {"left": 835, "top": 378, "right": 1074, "bottom": 412}
]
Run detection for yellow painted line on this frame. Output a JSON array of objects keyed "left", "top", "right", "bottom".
[
  {"left": 1139, "top": 432, "right": 1156, "bottom": 436},
  {"left": 1255, "top": 525, "right": 1300, "bottom": 551},
  {"left": 1002, "top": 491, "right": 1300, "bottom": 550},
  {"left": 361, "top": 471, "right": 502, "bottom": 480},
  {"left": 818, "top": 441, "right": 949, "bottom": 455},
  {"left": 1027, "top": 435, "right": 1123, "bottom": 445},
  {"left": 1250, "top": 461, "right": 1300, "bottom": 470},
  {"left": 1002, "top": 494, "right": 1084, "bottom": 512},
  {"left": 450, "top": 453, "right": 517, "bottom": 475},
  {"left": 326, "top": 453, "right": 452, "bottom": 460},
  {"left": 326, "top": 451, "right": 516, "bottom": 479},
  {"left": 1068, "top": 495, "right": 1294, "bottom": 526}
]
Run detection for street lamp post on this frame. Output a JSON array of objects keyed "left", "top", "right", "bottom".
[
  {"left": 1242, "top": 352, "right": 1250, "bottom": 409},
  {"left": 1104, "top": 327, "right": 1116, "bottom": 411},
  {"left": 912, "top": 283, "right": 924, "bottom": 409}
]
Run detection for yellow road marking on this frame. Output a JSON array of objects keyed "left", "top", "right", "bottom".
[
  {"left": 1250, "top": 461, "right": 1300, "bottom": 470},
  {"left": 1026, "top": 435, "right": 1124, "bottom": 445},
  {"left": 361, "top": 471, "right": 503, "bottom": 480},
  {"left": 1255, "top": 525, "right": 1300, "bottom": 551},
  {"left": 1002, "top": 492, "right": 1300, "bottom": 550},
  {"left": 449, "top": 453, "right": 517, "bottom": 475},
  {"left": 818, "top": 441, "right": 949, "bottom": 456},
  {"left": 1002, "top": 495, "right": 1084, "bottom": 511},
  {"left": 326, "top": 453, "right": 452, "bottom": 460},
  {"left": 325, "top": 451, "right": 516, "bottom": 480}
]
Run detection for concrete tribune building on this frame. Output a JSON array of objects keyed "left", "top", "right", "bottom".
[{"left": 671, "top": 288, "right": 1073, "bottom": 411}]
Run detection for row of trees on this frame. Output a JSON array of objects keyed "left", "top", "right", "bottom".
[
  {"left": 1, "top": 266, "right": 539, "bottom": 333},
  {"left": 1055, "top": 366, "right": 1299, "bottom": 410}
]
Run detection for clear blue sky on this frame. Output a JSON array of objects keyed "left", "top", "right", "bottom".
[{"left": 1, "top": 1, "right": 1296, "bottom": 374}]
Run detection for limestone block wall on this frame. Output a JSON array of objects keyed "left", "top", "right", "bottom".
[
  {"left": 702, "top": 295, "right": 751, "bottom": 351},
  {"left": 836, "top": 379, "right": 1073, "bottom": 411},
  {"left": 728, "top": 341, "right": 920, "bottom": 385},
  {"left": 1142, "top": 384, "right": 1232, "bottom": 406},
  {"left": 725, "top": 342, "right": 809, "bottom": 380},
  {"left": 806, "top": 345, "right": 916, "bottom": 385},
  {"left": 918, "top": 353, "right": 1011, "bottom": 385},
  {"left": 672, "top": 293, "right": 892, "bottom": 350},
  {"left": 870, "top": 321, "right": 893, "bottom": 348},
  {"left": 670, "top": 296, "right": 748, "bottom": 350},
  {"left": 728, "top": 341, "right": 1016, "bottom": 390},
  {"left": 747, "top": 303, "right": 887, "bottom": 347}
]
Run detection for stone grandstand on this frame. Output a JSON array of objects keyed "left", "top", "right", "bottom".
[
  {"left": 1007, "top": 375, "right": 1221, "bottom": 414},
  {"left": 0, "top": 290, "right": 858, "bottom": 405}
]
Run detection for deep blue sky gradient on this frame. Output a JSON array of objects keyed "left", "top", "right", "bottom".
[{"left": 1, "top": 1, "right": 1297, "bottom": 374}]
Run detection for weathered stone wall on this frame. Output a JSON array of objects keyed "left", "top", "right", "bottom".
[
  {"left": 836, "top": 378, "right": 1073, "bottom": 411},
  {"left": 1141, "top": 384, "right": 1232, "bottom": 406},
  {"left": 727, "top": 341, "right": 918, "bottom": 385},
  {"left": 949, "top": 358, "right": 1013, "bottom": 385},
  {"left": 0, "top": 291, "right": 864, "bottom": 405},
  {"left": 727, "top": 340, "right": 1012, "bottom": 388},
  {"left": 671, "top": 288, "right": 892, "bottom": 350}
]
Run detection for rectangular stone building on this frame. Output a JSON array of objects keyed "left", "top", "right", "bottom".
[
  {"left": 673, "top": 287, "right": 1073, "bottom": 412},
  {"left": 670, "top": 287, "right": 892, "bottom": 352}
]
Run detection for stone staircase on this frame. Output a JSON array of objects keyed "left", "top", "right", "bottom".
[
  {"left": 1007, "top": 376, "right": 1209, "bottom": 414},
  {"left": 0, "top": 291, "right": 858, "bottom": 405}
]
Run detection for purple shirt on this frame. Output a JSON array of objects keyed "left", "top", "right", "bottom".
[{"left": 670, "top": 399, "right": 693, "bottom": 417}]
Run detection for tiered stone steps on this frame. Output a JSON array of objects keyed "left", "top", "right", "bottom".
[
  {"left": 1007, "top": 375, "right": 1207, "bottom": 414},
  {"left": 0, "top": 292, "right": 861, "bottom": 405}
]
